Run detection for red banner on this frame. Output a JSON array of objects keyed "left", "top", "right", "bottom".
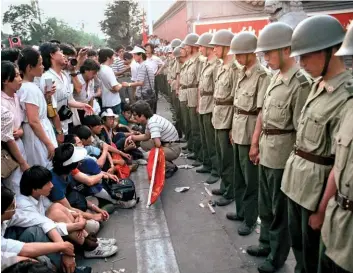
[{"left": 195, "top": 12, "right": 353, "bottom": 36}]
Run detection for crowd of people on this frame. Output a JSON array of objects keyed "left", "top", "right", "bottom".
[
  {"left": 1, "top": 14, "right": 353, "bottom": 273},
  {"left": 1, "top": 36, "right": 181, "bottom": 272}
]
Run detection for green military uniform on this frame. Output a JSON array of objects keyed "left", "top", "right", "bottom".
[
  {"left": 281, "top": 71, "right": 353, "bottom": 273},
  {"left": 185, "top": 53, "right": 203, "bottom": 160},
  {"left": 258, "top": 66, "right": 311, "bottom": 267},
  {"left": 179, "top": 59, "right": 192, "bottom": 150},
  {"left": 231, "top": 60, "right": 270, "bottom": 229},
  {"left": 320, "top": 96, "right": 353, "bottom": 273},
  {"left": 198, "top": 57, "right": 220, "bottom": 177},
  {"left": 213, "top": 62, "right": 238, "bottom": 200}
]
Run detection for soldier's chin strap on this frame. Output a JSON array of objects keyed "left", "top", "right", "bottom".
[{"left": 321, "top": 47, "right": 333, "bottom": 77}]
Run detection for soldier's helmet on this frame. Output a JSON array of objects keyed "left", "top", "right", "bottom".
[
  {"left": 255, "top": 22, "right": 293, "bottom": 53},
  {"left": 209, "top": 29, "right": 234, "bottom": 47},
  {"left": 335, "top": 22, "right": 353, "bottom": 56},
  {"left": 290, "top": 15, "right": 345, "bottom": 57},
  {"left": 173, "top": 46, "right": 181, "bottom": 58},
  {"left": 171, "top": 38, "right": 182, "bottom": 48},
  {"left": 195, "top": 33, "right": 214, "bottom": 48},
  {"left": 228, "top": 31, "right": 257, "bottom": 55},
  {"left": 182, "top": 33, "right": 200, "bottom": 47}
]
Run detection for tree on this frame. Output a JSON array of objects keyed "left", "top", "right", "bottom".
[
  {"left": 100, "top": 0, "right": 143, "bottom": 48},
  {"left": 3, "top": 4, "right": 39, "bottom": 43}
]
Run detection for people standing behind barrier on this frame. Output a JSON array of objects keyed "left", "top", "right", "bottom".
[
  {"left": 112, "top": 45, "right": 128, "bottom": 77},
  {"left": 318, "top": 22, "right": 353, "bottom": 273},
  {"left": 208, "top": 29, "right": 237, "bottom": 207},
  {"left": 195, "top": 33, "right": 221, "bottom": 185},
  {"left": 87, "top": 49, "right": 102, "bottom": 114},
  {"left": 97, "top": 48, "right": 123, "bottom": 114},
  {"left": 1, "top": 62, "right": 30, "bottom": 194},
  {"left": 16, "top": 47, "right": 58, "bottom": 168},
  {"left": 121, "top": 46, "right": 156, "bottom": 113},
  {"left": 279, "top": 15, "right": 352, "bottom": 273}
]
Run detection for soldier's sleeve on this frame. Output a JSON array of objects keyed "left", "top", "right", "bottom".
[
  {"left": 257, "top": 73, "right": 271, "bottom": 109},
  {"left": 195, "top": 59, "right": 202, "bottom": 83},
  {"left": 291, "top": 72, "right": 312, "bottom": 130},
  {"left": 176, "top": 62, "right": 181, "bottom": 75}
]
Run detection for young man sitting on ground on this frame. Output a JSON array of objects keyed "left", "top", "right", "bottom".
[{"left": 127, "top": 100, "right": 181, "bottom": 178}]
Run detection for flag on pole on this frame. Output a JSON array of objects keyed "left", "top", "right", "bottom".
[{"left": 142, "top": 9, "right": 148, "bottom": 45}]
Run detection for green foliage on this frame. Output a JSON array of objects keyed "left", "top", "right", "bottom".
[
  {"left": 100, "top": 0, "right": 143, "bottom": 48},
  {"left": 2, "top": 4, "right": 106, "bottom": 48}
]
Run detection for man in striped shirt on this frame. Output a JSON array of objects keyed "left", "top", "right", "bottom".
[
  {"left": 127, "top": 100, "right": 181, "bottom": 178},
  {"left": 111, "top": 45, "right": 129, "bottom": 77}
]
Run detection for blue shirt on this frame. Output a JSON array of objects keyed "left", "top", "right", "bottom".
[
  {"left": 49, "top": 170, "right": 73, "bottom": 202},
  {"left": 84, "top": 145, "right": 101, "bottom": 157}
]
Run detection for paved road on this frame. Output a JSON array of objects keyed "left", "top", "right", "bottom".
[{"left": 80, "top": 96, "right": 295, "bottom": 273}]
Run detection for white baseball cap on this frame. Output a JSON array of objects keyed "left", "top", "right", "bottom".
[
  {"left": 63, "top": 146, "right": 87, "bottom": 166},
  {"left": 101, "top": 108, "right": 118, "bottom": 118},
  {"left": 129, "top": 46, "right": 146, "bottom": 54}
]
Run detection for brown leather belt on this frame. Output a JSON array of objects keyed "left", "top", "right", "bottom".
[
  {"left": 294, "top": 148, "right": 335, "bottom": 166},
  {"left": 262, "top": 128, "right": 295, "bottom": 135},
  {"left": 200, "top": 90, "right": 214, "bottom": 96},
  {"left": 215, "top": 100, "right": 233, "bottom": 106},
  {"left": 336, "top": 192, "right": 353, "bottom": 212},
  {"left": 234, "top": 107, "right": 257, "bottom": 116},
  {"left": 181, "top": 84, "right": 198, "bottom": 90}
]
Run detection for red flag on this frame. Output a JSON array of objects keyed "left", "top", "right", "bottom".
[
  {"left": 146, "top": 147, "right": 165, "bottom": 205},
  {"left": 142, "top": 10, "right": 148, "bottom": 45}
]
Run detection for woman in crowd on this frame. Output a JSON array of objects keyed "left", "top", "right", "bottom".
[
  {"left": 1, "top": 61, "right": 30, "bottom": 194},
  {"left": 16, "top": 47, "right": 58, "bottom": 168}
]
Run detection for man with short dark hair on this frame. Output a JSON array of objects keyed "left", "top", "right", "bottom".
[{"left": 127, "top": 100, "right": 181, "bottom": 178}]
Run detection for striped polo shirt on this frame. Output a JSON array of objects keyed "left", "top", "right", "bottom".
[
  {"left": 111, "top": 57, "right": 125, "bottom": 73},
  {"left": 147, "top": 114, "right": 179, "bottom": 142}
]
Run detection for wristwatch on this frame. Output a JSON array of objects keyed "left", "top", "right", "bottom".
[
  {"left": 70, "top": 72, "right": 79, "bottom": 77},
  {"left": 128, "top": 83, "right": 132, "bottom": 87},
  {"left": 57, "top": 129, "right": 64, "bottom": 135}
]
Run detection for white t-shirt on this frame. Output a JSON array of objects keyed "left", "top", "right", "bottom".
[
  {"left": 145, "top": 55, "right": 164, "bottom": 74},
  {"left": 98, "top": 64, "right": 121, "bottom": 107},
  {"left": 131, "top": 60, "right": 140, "bottom": 82},
  {"left": 146, "top": 114, "right": 179, "bottom": 142},
  {"left": 73, "top": 74, "right": 94, "bottom": 104}
]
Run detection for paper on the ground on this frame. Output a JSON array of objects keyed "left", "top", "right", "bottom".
[
  {"left": 174, "top": 187, "right": 190, "bottom": 193},
  {"left": 177, "top": 164, "right": 194, "bottom": 169}
]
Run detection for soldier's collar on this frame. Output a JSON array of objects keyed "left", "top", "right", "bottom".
[
  {"left": 319, "top": 70, "right": 353, "bottom": 94},
  {"left": 278, "top": 65, "right": 300, "bottom": 86},
  {"left": 206, "top": 57, "right": 217, "bottom": 66},
  {"left": 244, "top": 60, "right": 260, "bottom": 78},
  {"left": 189, "top": 52, "right": 200, "bottom": 63}
]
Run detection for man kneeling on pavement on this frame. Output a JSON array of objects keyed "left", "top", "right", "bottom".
[{"left": 126, "top": 100, "right": 181, "bottom": 178}]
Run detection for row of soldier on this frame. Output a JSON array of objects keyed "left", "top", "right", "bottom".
[{"left": 165, "top": 15, "right": 353, "bottom": 273}]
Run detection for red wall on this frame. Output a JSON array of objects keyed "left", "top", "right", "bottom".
[{"left": 153, "top": 6, "right": 187, "bottom": 41}]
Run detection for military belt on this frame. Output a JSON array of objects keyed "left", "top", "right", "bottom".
[
  {"left": 262, "top": 128, "right": 295, "bottom": 135},
  {"left": 181, "top": 84, "right": 198, "bottom": 90},
  {"left": 200, "top": 90, "right": 214, "bottom": 97},
  {"left": 294, "top": 148, "right": 335, "bottom": 166},
  {"left": 215, "top": 100, "right": 233, "bottom": 106},
  {"left": 335, "top": 192, "right": 353, "bottom": 212},
  {"left": 234, "top": 107, "right": 258, "bottom": 116}
]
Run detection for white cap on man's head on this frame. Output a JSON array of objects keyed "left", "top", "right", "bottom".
[
  {"left": 129, "top": 46, "right": 146, "bottom": 54},
  {"left": 63, "top": 146, "right": 87, "bottom": 166},
  {"left": 101, "top": 108, "right": 118, "bottom": 118}
]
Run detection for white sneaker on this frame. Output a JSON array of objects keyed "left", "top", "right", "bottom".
[
  {"left": 115, "top": 199, "right": 137, "bottom": 209},
  {"left": 97, "top": 237, "right": 117, "bottom": 246},
  {"left": 84, "top": 244, "right": 118, "bottom": 259}
]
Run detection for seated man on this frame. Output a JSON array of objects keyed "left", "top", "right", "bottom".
[
  {"left": 127, "top": 100, "right": 181, "bottom": 178},
  {"left": 16, "top": 166, "right": 118, "bottom": 259},
  {"left": 1, "top": 187, "right": 81, "bottom": 272}
]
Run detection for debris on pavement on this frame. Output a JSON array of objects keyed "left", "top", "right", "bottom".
[
  {"left": 257, "top": 217, "right": 261, "bottom": 225},
  {"left": 177, "top": 164, "right": 194, "bottom": 169},
  {"left": 242, "top": 249, "right": 246, "bottom": 254},
  {"left": 199, "top": 203, "right": 205, "bottom": 208},
  {"left": 208, "top": 200, "right": 216, "bottom": 207},
  {"left": 204, "top": 187, "right": 213, "bottom": 196},
  {"left": 207, "top": 202, "right": 216, "bottom": 214},
  {"left": 174, "top": 186, "right": 190, "bottom": 193},
  {"left": 112, "top": 257, "right": 126, "bottom": 263}
]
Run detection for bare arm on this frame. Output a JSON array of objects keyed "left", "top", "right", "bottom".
[
  {"left": 153, "top": 137, "right": 161, "bottom": 148},
  {"left": 71, "top": 75, "right": 83, "bottom": 94},
  {"left": 249, "top": 110, "right": 262, "bottom": 165},
  {"left": 6, "top": 139, "right": 29, "bottom": 171},
  {"left": 73, "top": 171, "right": 104, "bottom": 187},
  {"left": 19, "top": 242, "right": 66, "bottom": 258},
  {"left": 111, "top": 83, "right": 122, "bottom": 93},
  {"left": 131, "top": 132, "right": 151, "bottom": 142}
]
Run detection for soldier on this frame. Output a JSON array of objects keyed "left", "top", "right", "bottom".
[
  {"left": 179, "top": 42, "right": 193, "bottom": 152},
  {"left": 195, "top": 33, "right": 221, "bottom": 184},
  {"left": 280, "top": 15, "right": 351, "bottom": 273},
  {"left": 227, "top": 31, "right": 271, "bottom": 236},
  {"left": 315, "top": 23, "right": 353, "bottom": 273},
  {"left": 246, "top": 23, "right": 311, "bottom": 273},
  {"left": 181, "top": 33, "right": 203, "bottom": 165},
  {"left": 208, "top": 29, "right": 236, "bottom": 207}
]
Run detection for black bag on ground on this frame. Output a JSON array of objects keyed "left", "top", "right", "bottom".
[{"left": 102, "top": 178, "right": 139, "bottom": 203}]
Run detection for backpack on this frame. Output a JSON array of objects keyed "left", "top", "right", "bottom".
[{"left": 102, "top": 178, "right": 139, "bottom": 203}]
